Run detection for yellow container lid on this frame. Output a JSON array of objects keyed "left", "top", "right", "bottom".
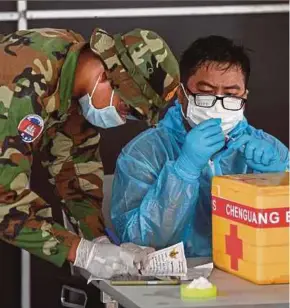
[{"left": 180, "top": 283, "right": 217, "bottom": 300}]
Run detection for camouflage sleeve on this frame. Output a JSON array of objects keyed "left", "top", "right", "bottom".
[
  {"left": 0, "top": 112, "right": 79, "bottom": 268},
  {"left": 0, "top": 28, "right": 85, "bottom": 267},
  {"left": 44, "top": 101, "right": 105, "bottom": 240}
]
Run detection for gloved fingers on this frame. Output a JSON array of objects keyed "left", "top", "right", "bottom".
[
  {"left": 120, "top": 243, "right": 152, "bottom": 269},
  {"left": 132, "top": 249, "right": 151, "bottom": 266},
  {"left": 211, "top": 140, "right": 226, "bottom": 154},
  {"left": 134, "top": 247, "right": 154, "bottom": 269},
  {"left": 119, "top": 249, "right": 136, "bottom": 267},
  {"left": 227, "top": 134, "right": 251, "bottom": 150},
  {"left": 195, "top": 118, "right": 222, "bottom": 131},
  {"left": 206, "top": 133, "right": 226, "bottom": 146},
  {"left": 247, "top": 159, "right": 286, "bottom": 173},
  {"left": 245, "top": 159, "right": 268, "bottom": 173},
  {"left": 245, "top": 146, "right": 287, "bottom": 172},
  {"left": 244, "top": 142, "right": 256, "bottom": 160},
  {"left": 128, "top": 266, "right": 140, "bottom": 277},
  {"left": 139, "top": 257, "right": 150, "bottom": 270},
  {"left": 202, "top": 125, "right": 223, "bottom": 139},
  {"left": 140, "top": 247, "right": 155, "bottom": 254},
  {"left": 113, "top": 252, "right": 140, "bottom": 277},
  {"left": 253, "top": 148, "right": 264, "bottom": 164},
  {"left": 261, "top": 148, "right": 275, "bottom": 165}
]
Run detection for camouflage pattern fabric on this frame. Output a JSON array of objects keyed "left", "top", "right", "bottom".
[
  {"left": 90, "top": 28, "right": 180, "bottom": 124},
  {"left": 0, "top": 28, "right": 105, "bottom": 267}
]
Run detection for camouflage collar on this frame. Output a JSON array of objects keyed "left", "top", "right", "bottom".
[{"left": 58, "top": 42, "right": 86, "bottom": 117}]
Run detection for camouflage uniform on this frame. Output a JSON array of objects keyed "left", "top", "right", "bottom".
[
  {"left": 0, "top": 28, "right": 179, "bottom": 267},
  {"left": 90, "top": 28, "right": 180, "bottom": 124}
]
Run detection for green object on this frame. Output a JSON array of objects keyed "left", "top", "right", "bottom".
[{"left": 180, "top": 283, "right": 217, "bottom": 300}]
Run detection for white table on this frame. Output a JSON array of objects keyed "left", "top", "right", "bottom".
[{"left": 82, "top": 258, "right": 289, "bottom": 308}]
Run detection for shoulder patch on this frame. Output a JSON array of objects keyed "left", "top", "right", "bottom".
[{"left": 18, "top": 114, "right": 44, "bottom": 143}]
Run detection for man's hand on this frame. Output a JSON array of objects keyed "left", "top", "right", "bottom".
[
  {"left": 175, "top": 118, "right": 225, "bottom": 178},
  {"left": 228, "top": 134, "right": 288, "bottom": 172},
  {"left": 94, "top": 238, "right": 155, "bottom": 269},
  {"left": 73, "top": 238, "right": 154, "bottom": 279},
  {"left": 120, "top": 242, "right": 155, "bottom": 269}
]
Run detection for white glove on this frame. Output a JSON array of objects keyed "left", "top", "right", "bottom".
[
  {"left": 120, "top": 243, "right": 155, "bottom": 269},
  {"left": 74, "top": 238, "right": 150, "bottom": 279},
  {"left": 92, "top": 237, "right": 155, "bottom": 270}
]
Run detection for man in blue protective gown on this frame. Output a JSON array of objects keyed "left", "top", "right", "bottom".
[{"left": 110, "top": 35, "right": 289, "bottom": 257}]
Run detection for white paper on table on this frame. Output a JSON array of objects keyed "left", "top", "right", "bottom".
[
  {"left": 141, "top": 242, "right": 187, "bottom": 277},
  {"left": 180, "top": 262, "right": 214, "bottom": 281}
]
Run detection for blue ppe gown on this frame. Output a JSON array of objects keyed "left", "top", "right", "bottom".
[{"left": 111, "top": 102, "right": 289, "bottom": 257}]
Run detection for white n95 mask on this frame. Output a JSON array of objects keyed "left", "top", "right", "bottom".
[
  {"left": 181, "top": 84, "right": 244, "bottom": 134},
  {"left": 79, "top": 76, "right": 125, "bottom": 129}
]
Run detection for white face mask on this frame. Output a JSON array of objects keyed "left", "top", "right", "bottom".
[
  {"left": 181, "top": 84, "right": 244, "bottom": 134},
  {"left": 79, "top": 76, "right": 125, "bottom": 129}
]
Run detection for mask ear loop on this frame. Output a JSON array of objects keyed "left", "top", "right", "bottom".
[
  {"left": 180, "top": 83, "right": 189, "bottom": 119},
  {"left": 109, "top": 90, "right": 115, "bottom": 107},
  {"left": 180, "top": 83, "right": 189, "bottom": 100},
  {"left": 90, "top": 74, "right": 101, "bottom": 99}
]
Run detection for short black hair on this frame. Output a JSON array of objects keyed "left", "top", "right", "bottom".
[{"left": 180, "top": 35, "right": 251, "bottom": 86}]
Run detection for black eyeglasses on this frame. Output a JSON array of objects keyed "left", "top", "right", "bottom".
[{"left": 186, "top": 90, "right": 246, "bottom": 111}]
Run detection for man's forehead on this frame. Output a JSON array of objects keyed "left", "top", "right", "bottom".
[{"left": 187, "top": 61, "right": 245, "bottom": 87}]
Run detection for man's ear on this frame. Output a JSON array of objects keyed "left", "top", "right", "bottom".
[
  {"left": 244, "top": 89, "right": 249, "bottom": 98},
  {"left": 98, "top": 71, "right": 107, "bottom": 84},
  {"left": 176, "top": 85, "right": 184, "bottom": 105},
  {"left": 177, "top": 84, "right": 189, "bottom": 108}
]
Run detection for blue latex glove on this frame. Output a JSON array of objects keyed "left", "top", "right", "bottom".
[
  {"left": 175, "top": 118, "right": 225, "bottom": 179},
  {"left": 227, "top": 134, "right": 288, "bottom": 172}
]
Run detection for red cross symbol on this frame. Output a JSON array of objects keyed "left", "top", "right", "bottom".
[{"left": 225, "top": 224, "right": 243, "bottom": 271}]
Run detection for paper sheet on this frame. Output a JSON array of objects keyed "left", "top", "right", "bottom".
[{"left": 141, "top": 242, "right": 187, "bottom": 277}]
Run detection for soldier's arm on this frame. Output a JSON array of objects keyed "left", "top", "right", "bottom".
[
  {"left": 0, "top": 28, "right": 88, "bottom": 266},
  {"left": 45, "top": 102, "right": 105, "bottom": 240},
  {"left": 0, "top": 127, "right": 82, "bottom": 266}
]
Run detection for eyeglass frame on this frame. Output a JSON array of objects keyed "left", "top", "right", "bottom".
[{"left": 183, "top": 85, "right": 247, "bottom": 111}]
